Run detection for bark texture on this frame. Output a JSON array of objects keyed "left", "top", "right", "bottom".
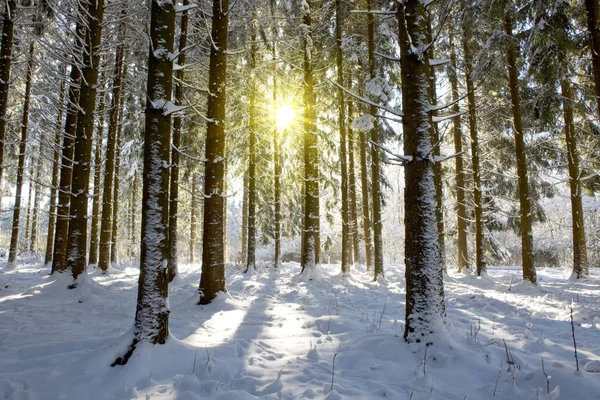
[
  {"left": 0, "top": 0, "right": 16, "bottom": 192},
  {"left": 505, "top": 11, "right": 536, "bottom": 284},
  {"left": 397, "top": 0, "right": 445, "bottom": 342},
  {"left": 8, "top": 42, "right": 35, "bottom": 266},
  {"left": 199, "top": 0, "right": 229, "bottom": 304},
  {"left": 113, "top": 0, "right": 175, "bottom": 366}
]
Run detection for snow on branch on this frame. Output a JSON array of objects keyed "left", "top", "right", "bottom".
[
  {"left": 331, "top": 81, "right": 404, "bottom": 118},
  {"left": 432, "top": 111, "right": 467, "bottom": 123}
]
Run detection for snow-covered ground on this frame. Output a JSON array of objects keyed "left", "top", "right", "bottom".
[{"left": 0, "top": 260, "right": 599, "bottom": 399}]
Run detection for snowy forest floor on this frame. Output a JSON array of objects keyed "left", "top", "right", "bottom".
[{"left": 0, "top": 260, "right": 599, "bottom": 400}]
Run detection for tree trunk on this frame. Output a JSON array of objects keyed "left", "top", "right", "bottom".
[
  {"left": 449, "top": 33, "right": 469, "bottom": 273},
  {"left": 45, "top": 66, "right": 67, "bottom": 265},
  {"left": 246, "top": 14, "right": 258, "bottom": 273},
  {"left": 190, "top": 169, "right": 198, "bottom": 263},
  {"left": 462, "top": 26, "right": 486, "bottom": 275},
  {"left": 359, "top": 127, "right": 373, "bottom": 270},
  {"left": 272, "top": 0, "right": 281, "bottom": 268},
  {"left": 347, "top": 100, "right": 360, "bottom": 265},
  {"left": 30, "top": 142, "right": 43, "bottom": 253},
  {"left": 425, "top": 14, "right": 446, "bottom": 272},
  {"left": 168, "top": 0, "right": 189, "bottom": 282},
  {"left": 111, "top": 120, "right": 122, "bottom": 265},
  {"left": 561, "top": 80, "right": 589, "bottom": 278},
  {"left": 98, "top": 38, "right": 125, "bottom": 272},
  {"left": 89, "top": 86, "right": 106, "bottom": 266},
  {"left": 52, "top": 34, "right": 84, "bottom": 275},
  {"left": 66, "top": 0, "right": 106, "bottom": 282},
  {"left": 336, "top": 0, "right": 351, "bottom": 274},
  {"left": 300, "top": 1, "right": 319, "bottom": 274},
  {"left": 112, "top": 0, "right": 175, "bottom": 366},
  {"left": 24, "top": 163, "right": 34, "bottom": 246},
  {"left": 368, "top": 0, "right": 384, "bottom": 281},
  {"left": 0, "top": 0, "right": 17, "bottom": 193},
  {"left": 505, "top": 11, "right": 536, "bottom": 284},
  {"left": 130, "top": 171, "right": 138, "bottom": 257},
  {"left": 7, "top": 41, "right": 35, "bottom": 267},
  {"left": 199, "top": 0, "right": 229, "bottom": 304},
  {"left": 397, "top": 0, "right": 445, "bottom": 342},
  {"left": 241, "top": 171, "right": 248, "bottom": 263},
  {"left": 585, "top": 0, "right": 600, "bottom": 117}
]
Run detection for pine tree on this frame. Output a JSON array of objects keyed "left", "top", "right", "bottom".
[
  {"left": 113, "top": 0, "right": 176, "bottom": 365},
  {"left": 0, "top": 0, "right": 17, "bottom": 193}
]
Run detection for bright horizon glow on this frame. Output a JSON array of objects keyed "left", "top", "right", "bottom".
[{"left": 276, "top": 105, "right": 295, "bottom": 130}]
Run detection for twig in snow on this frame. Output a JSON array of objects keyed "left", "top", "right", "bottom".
[
  {"left": 330, "top": 340, "right": 342, "bottom": 393},
  {"left": 570, "top": 305, "right": 579, "bottom": 372},
  {"left": 541, "top": 357, "right": 550, "bottom": 394},
  {"left": 377, "top": 297, "right": 387, "bottom": 332}
]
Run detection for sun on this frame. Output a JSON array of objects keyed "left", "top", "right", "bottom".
[{"left": 276, "top": 104, "right": 295, "bottom": 130}]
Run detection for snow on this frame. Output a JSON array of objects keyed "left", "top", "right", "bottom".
[{"left": 1, "top": 259, "right": 600, "bottom": 399}]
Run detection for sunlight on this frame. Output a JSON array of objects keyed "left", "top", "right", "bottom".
[{"left": 276, "top": 104, "right": 295, "bottom": 130}]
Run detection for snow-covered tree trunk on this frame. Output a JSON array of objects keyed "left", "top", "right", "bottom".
[
  {"left": 8, "top": 41, "right": 35, "bottom": 267},
  {"left": 359, "top": 128, "right": 373, "bottom": 270},
  {"left": 199, "top": 0, "right": 229, "bottom": 304},
  {"left": 168, "top": 0, "right": 190, "bottom": 282},
  {"left": 113, "top": 0, "right": 175, "bottom": 366},
  {"left": 504, "top": 9, "right": 536, "bottom": 284},
  {"left": 0, "top": 0, "right": 17, "bottom": 193},
  {"left": 397, "top": 0, "right": 445, "bottom": 342},
  {"left": 190, "top": 169, "right": 198, "bottom": 263},
  {"left": 30, "top": 142, "right": 43, "bottom": 253},
  {"left": 51, "top": 52, "right": 83, "bottom": 274},
  {"left": 67, "top": 0, "right": 106, "bottom": 282}
]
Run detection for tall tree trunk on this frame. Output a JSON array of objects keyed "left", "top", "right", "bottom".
[
  {"left": 89, "top": 87, "right": 106, "bottom": 265},
  {"left": 98, "top": 38, "right": 125, "bottom": 272},
  {"left": 199, "top": 0, "right": 229, "bottom": 304},
  {"left": 246, "top": 14, "right": 258, "bottom": 273},
  {"left": 111, "top": 121, "right": 122, "bottom": 264},
  {"left": 168, "top": 0, "right": 189, "bottom": 282},
  {"left": 66, "top": 0, "right": 106, "bottom": 282},
  {"left": 241, "top": 171, "right": 248, "bottom": 263},
  {"left": 449, "top": 33, "right": 469, "bottom": 273},
  {"left": 24, "top": 163, "right": 34, "bottom": 245},
  {"left": 426, "top": 14, "right": 446, "bottom": 272},
  {"left": 113, "top": 0, "right": 175, "bottom": 366},
  {"left": 368, "top": 0, "right": 384, "bottom": 281},
  {"left": 45, "top": 66, "right": 67, "bottom": 265},
  {"left": 397, "top": 0, "right": 445, "bottom": 342},
  {"left": 0, "top": 0, "right": 17, "bottom": 193},
  {"left": 561, "top": 80, "right": 589, "bottom": 278},
  {"left": 130, "top": 171, "right": 138, "bottom": 257},
  {"left": 335, "top": 0, "right": 351, "bottom": 274},
  {"left": 7, "top": 41, "right": 35, "bottom": 267},
  {"left": 300, "top": 1, "right": 319, "bottom": 274},
  {"left": 223, "top": 146, "right": 228, "bottom": 263},
  {"left": 272, "top": 0, "right": 281, "bottom": 268},
  {"left": 359, "top": 127, "right": 373, "bottom": 270},
  {"left": 190, "top": 169, "right": 198, "bottom": 263},
  {"left": 585, "top": 0, "right": 600, "bottom": 117},
  {"left": 30, "top": 142, "right": 43, "bottom": 253},
  {"left": 462, "top": 27, "right": 486, "bottom": 275},
  {"left": 504, "top": 11, "right": 536, "bottom": 284},
  {"left": 347, "top": 100, "right": 360, "bottom": 265},
  {"left": 51, "top": 43, "right": 83, "bottom": 275}
]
